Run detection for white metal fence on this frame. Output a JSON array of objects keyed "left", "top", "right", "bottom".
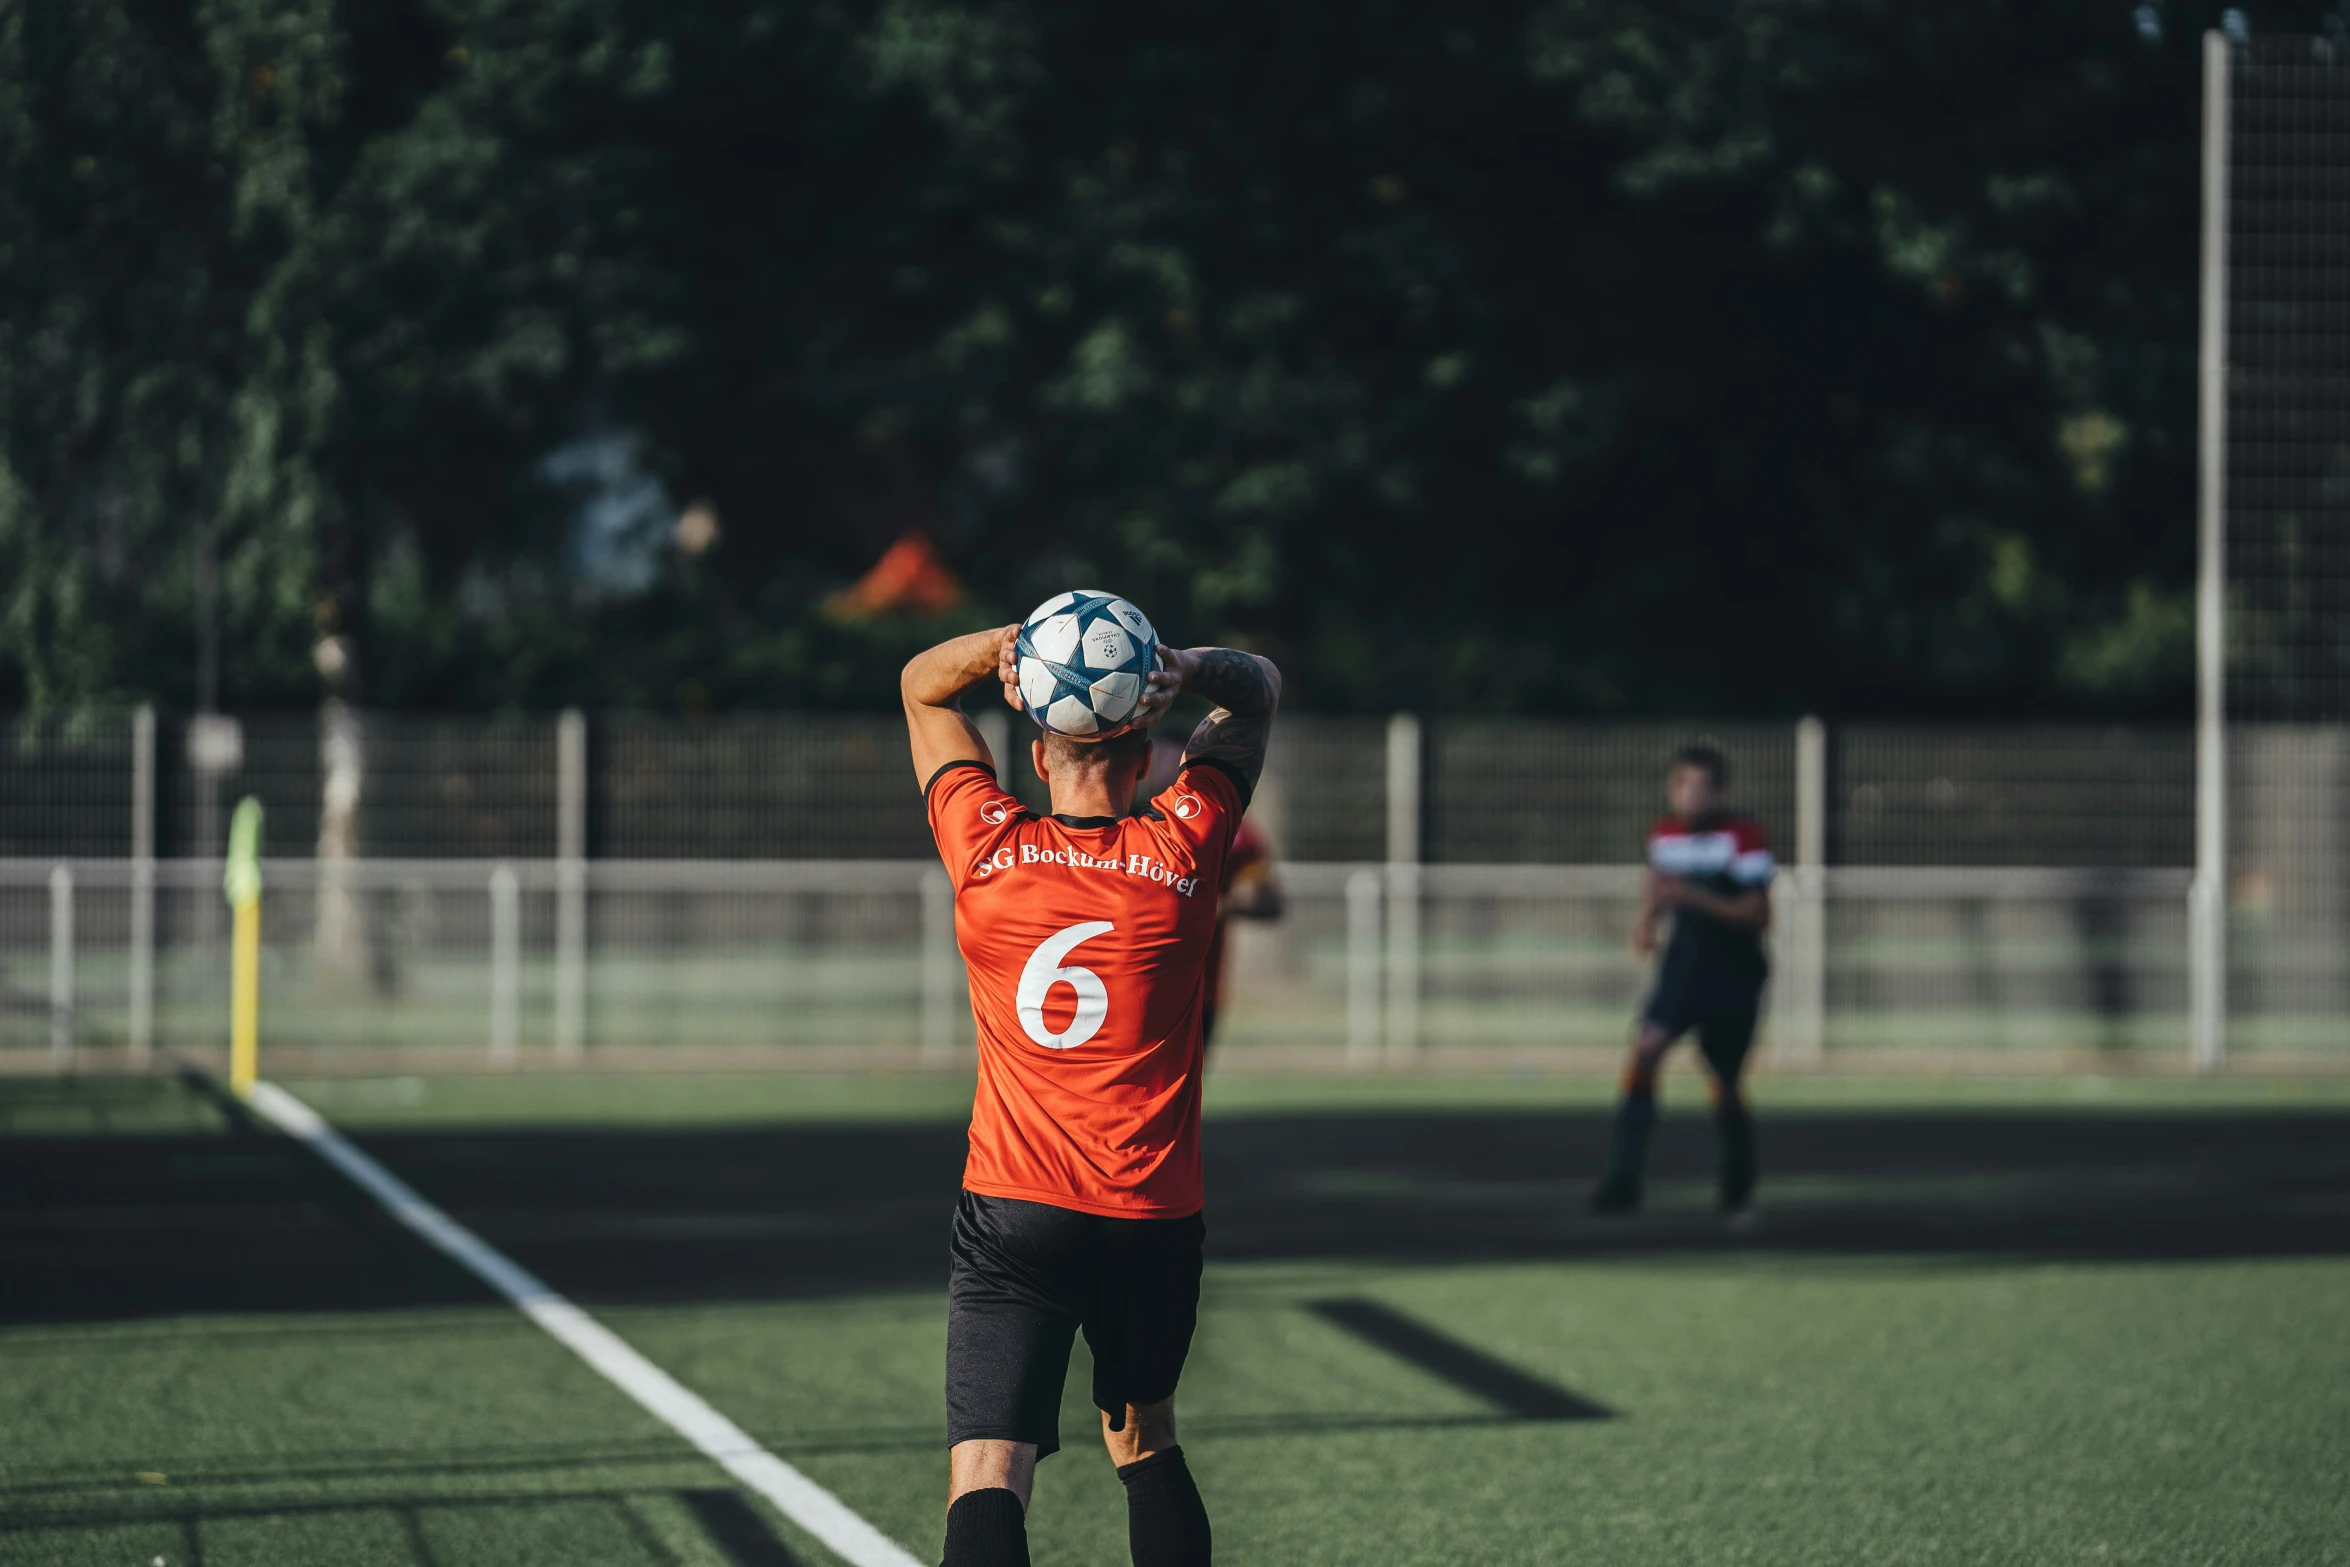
[
  {"left": 2, "top": 856, "right": 2233, "bottom": 1072},
  {"left": 7, "top": 705, "right": 2348, "bottom": 1071}
]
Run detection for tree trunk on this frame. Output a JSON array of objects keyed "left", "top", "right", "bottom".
[{"left": 315, "top": 697, "right": 367, "bottom": 984}]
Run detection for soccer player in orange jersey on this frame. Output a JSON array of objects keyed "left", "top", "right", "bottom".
[{"left": 902, "top": 618, "right": 1280, "bottom": 1567}]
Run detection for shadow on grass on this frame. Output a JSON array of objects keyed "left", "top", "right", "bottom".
[
  {"left": 4, "top": 1073, "right": 2347, "bottom": 1326},
  {"left": 1307, "top": 1298, "right": 1615, "bottom": 1420}
]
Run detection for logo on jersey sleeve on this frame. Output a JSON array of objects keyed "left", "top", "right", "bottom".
[
  {"left": 980, "top": 798, "right": 1012, "bottom": 826},
  {"left": 1170, "top": 792, "right": 1202, "bottom": 820}
]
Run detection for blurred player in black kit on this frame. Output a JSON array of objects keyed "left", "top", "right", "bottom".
[
  {"left": 1139, "top": 739, "right": 1282, "bottom": 1050},
  {"left": 1591, "top": 744, "right": 1774, "bottom": 1220}
]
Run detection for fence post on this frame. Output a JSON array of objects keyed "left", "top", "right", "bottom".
[
  {"left": 920, "top": 867, "right": 958, "bottom": 1064},
  {"left": 2191, "top": 28, "right": 2231, "bottom": 1071},
  {"left": 187, "top": 712, "right": 242, "bottom": 953},
  {"left": 554, "top": 708, "right": 588, "bottom": 1063},
  {"left": 489, "top": 862, "right": 520, "bottom": 1066},
  {"left": 1781, "top": 714, "right": 1828, "bottom": 1065},
  {"left": 129, "top": 703, "right": 156, "bottom": 1066},
  {"left": 1345, "top": 867, "right": 1383, "bottom": 1067},
  {"left": 49, "top": 862, "right": 74, "bottom": 1070},
  {"left": 1383, "top": 713, "right": 1422, "bottom": 1065},
  {"left": 314, "top": 700, "right": 367, "bottom": 982}
]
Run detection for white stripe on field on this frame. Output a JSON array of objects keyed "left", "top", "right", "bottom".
[{"left": 246, "top": 1080, "right": 924, "bottom": 1567}]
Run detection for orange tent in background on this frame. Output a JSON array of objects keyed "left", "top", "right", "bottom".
[{"left": 823, "top": 531, "right": 966, "bottom": 619}]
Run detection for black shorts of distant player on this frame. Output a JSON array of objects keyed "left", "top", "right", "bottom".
[{"left": 1640, "top": 962, "right": 1766, "bottom": 1116}]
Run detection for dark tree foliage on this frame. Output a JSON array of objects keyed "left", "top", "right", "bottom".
[
  {"left": 6, "top": 0, "right": 2339, "bottom": 717},
  {"left": 0, "top": 0, "right": 341, "bottom": 712}
]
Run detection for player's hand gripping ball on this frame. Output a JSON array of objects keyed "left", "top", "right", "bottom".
[{"left": 1012, "top": 591, "right": 1159, "bottom": 738}]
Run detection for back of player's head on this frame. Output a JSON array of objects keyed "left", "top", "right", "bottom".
[
  {"left": 1039, "top": 726, "right": 1154, "bottom": 773},
  {"left": 1670, "top": 743, "right": 1730, "bottom": 788}
]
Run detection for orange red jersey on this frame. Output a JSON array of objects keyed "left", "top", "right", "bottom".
[{"left": 926, "top": 759, "right": 1246, "bottom": 1218}]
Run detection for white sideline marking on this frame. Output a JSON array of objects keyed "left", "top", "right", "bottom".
[{"left": 246, "top": 1080, "right": 924, "bottom": 1567}]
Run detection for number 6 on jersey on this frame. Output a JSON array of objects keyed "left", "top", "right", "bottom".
[{"left": 1017, "top": 920, "right": 1115, "bottom": 1049}]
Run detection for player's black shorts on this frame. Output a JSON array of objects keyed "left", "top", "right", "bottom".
[
  {"left": 1642, "top": 972, "right": 1764, "bottom": 1083},
  {"left": 945, "top": 1190, "right": 1205, "bottom": 1458}
]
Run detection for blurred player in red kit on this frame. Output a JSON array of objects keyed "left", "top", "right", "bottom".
[{"left": 1141, "top": 740, "right": 1283, "bottom": 1049}]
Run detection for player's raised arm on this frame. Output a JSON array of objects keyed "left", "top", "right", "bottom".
[
  {"left": 901, "top": 625, "right": 1019, "bottom": 787},
  {"left": 1167, "top": 647, "right": 1282, "bottom": 794}
]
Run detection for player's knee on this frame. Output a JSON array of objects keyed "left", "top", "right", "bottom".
[
  {"left": 949, "top": 1439, "right": 1037, "bottom": 1510},
  {"left": 1100, "top": 1398, "right": 1177, "bottom": 1465},
  {"left": 1625, "top": 1034, "right": 1668, "bottom": 1084}
]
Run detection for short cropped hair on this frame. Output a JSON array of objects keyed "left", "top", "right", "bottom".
[
  {"left": 1040, "top": 726, "right": 1154, "bottom": 771},
  {"left": 1670, "top": 743, "right": 1729, "bottom": 787}
]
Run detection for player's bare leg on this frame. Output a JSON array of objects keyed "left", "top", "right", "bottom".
[
  {"left": 1098, "top": 1395, "right": 1177, "bottom": 1466},
  {"left": 946, "top": 1439, "right": 1036, "bottom": 1566},
  {"left": 1591, "top": 1021, "right": 1674, "bottom": 1213},
  {"left": 1103, "top": 1397, "right": 1210, "bottom": 1567},
  {"left": 949, "top": 1438, "right": 1038, "bottom": 1508}
]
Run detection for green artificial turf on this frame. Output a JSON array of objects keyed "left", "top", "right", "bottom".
[
  {"left": 599, "top": 1254, "right": 2350, "bottom": 1567},
  {"left": 5, "top": 1071, "right": 2348, "bottom": 1565},
  {"left": 10, "top": 1255, "right": 2346, "bottom": 1565},
  {"left": 0, "top": 1304, "right": 769, "bottom": 1567}
]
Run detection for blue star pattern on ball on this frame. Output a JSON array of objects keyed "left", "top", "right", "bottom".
[{"left": 1013, "top": 590, "right": 1159, "bottom": 737}]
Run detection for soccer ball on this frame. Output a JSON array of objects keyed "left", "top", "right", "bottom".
[{"left": 1013, "top": 591, "right": 1159, "bottom": 738}]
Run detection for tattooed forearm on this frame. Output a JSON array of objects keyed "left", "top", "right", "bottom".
[
  {"left": 1178, "top": 648, "right": 1282, "bottom": 792},
  {"left": 1186, "top": 648, "right": 1278, "bottom": 716},
  {"left": 1184, "top": 708, "right": 1274, "bottom": 790}
]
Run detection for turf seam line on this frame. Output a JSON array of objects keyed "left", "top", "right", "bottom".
[{"left": 244, "top": 1080, "right": 923, "bottom": 1567}]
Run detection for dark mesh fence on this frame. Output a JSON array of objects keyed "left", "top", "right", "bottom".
[
  {"left": 2226, "top": 37, "right": 2350, "bottom": 724},
  {"left": 0, "top": 709, "right": 2213, "bottom": 867},
  {"left": 1262, "top": 718, "right": 1386, "bottom": 863},
  {"left": 599, "top": 715, "right": 929, "bottom": 859},
  {"left": 1831, "top": 727, "right": 2193, "bottom": 868},
  {"left": 1425, "top": 721, "right": 1794, "bottom": 864},
  {"left": 0, "top": 714, "right": 136, "bottom": 857},
  {"left": 2217, "top": 39, "right": 2350, "bottom": 1054}
]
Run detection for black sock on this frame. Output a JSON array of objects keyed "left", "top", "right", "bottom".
[
  {"left": 1715, "top": 1095, "right": 1756, "bottom": 1209},
  {"left": 942, "top": 1487, "right": 1029, "bottom": 1567},
  {"left": 1117, "top": 1445, "right": 1211, "bottom": 1567},
  {"left": 1605, "top": 1081, "right": 1657, "bottom": 1188}
]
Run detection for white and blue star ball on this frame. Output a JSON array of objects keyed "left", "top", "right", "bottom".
[{"left": 1014, "top": 591, "right": 1159, "bottom": 738}]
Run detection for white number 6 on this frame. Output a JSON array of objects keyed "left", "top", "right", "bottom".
[{"left": 1017, "top": 920, "right": 1114, "bottom": 1049}]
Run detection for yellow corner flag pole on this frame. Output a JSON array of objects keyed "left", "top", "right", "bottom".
[{"left": 224, "top": 797, "right": 264, "bottom": 1098}]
